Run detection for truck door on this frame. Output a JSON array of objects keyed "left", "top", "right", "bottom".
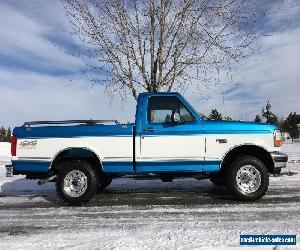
[{"left": 137, "top": 94, "right": 206, "bottom": 173}]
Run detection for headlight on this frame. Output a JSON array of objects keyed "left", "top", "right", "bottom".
[{"left": 274, "top": 129, "right": 283, "bottom": 147}]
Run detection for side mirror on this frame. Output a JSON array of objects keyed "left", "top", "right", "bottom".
[{"left": 171, "top": 112, "right": 181, "bottom": 123}]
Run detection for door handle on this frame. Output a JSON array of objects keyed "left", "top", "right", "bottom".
[{"left": 143, "top": 127, "right": 155, "bottom": 133}]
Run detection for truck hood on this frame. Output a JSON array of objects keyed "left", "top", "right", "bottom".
[{"left": 202, "top": 120, "right": 278, "bottom": 133}]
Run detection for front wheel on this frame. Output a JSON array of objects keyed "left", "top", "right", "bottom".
[
  {"left": 56, "top": 160, "right": 98, "bottom": 205},
  {"left": 227, "top": 156, "right": 269, "bottom": 201},
  {"left": 210, "top": 172, "right": 226, "bottom": 186},
  {"left": 273, "top": 168, "right": 281, "bottom": 175}
]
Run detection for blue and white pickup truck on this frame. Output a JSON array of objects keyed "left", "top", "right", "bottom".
[{"left": 7, "top": 92, "right": 288, "bottom": 205}]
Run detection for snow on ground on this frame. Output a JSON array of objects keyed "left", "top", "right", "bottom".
[
  {"left": 0, "top": 143, "right": 299, "bottom": 249},
  {"left": 282, "top": 140, "right": 300, "bottom": 165},
  {"left": 0, "top": 142, "right": 53, "bottom": 197},
  {"left": 0, "top": 142, "right": 11, "bottom": 165}
]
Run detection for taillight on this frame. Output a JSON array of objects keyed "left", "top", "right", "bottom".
[{"left": 11, "top": 136, "right": 17, "bottom": 156}]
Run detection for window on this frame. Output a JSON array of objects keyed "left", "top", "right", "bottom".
[{"left": 147, "top": 96, "right": 195, "bottom": 124}]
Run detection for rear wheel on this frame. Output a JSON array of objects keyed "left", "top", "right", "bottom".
[
  {"left": 227, "top": 156, "right": 269, "bottom": 201},
  {"left": 56, "top": 160, "right": 98, "bottom": 205}
]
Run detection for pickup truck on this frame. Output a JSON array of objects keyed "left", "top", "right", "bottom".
[{"left": 6, "top": 92, "right": 288, "bottom": 205}]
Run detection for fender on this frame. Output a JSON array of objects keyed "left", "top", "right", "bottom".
[
  {"left": 220, "top": 143, "right": 274, "bottom": 172},
  {"left": 49, "top": 146, "right": 104, "bottom": 171},
  {"left": 221, "top": 143, "right": 271, "bottom": 164}
]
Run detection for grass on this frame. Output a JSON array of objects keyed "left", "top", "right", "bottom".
[{"left": 281, "top": 171, "right": 298, "bottom": 176}]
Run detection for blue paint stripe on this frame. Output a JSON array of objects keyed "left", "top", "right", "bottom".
[
  {"left": 102, "top": 161, "right": 133, "bottom": 173},
  {"left": 16, "top": 135, "right": 132, "bottom": 139},
  {"left": 142, "top": 130, "right": 272, "bottom": 136},
  {"left": 12, "top": 159, "right": 221, "bottom": 174},
  {"left": 137, "top": 160, "right": 206, "bottom": 166},
  {"left": 135, "top": 160, "right": 221, "bottom": 173},
  {"left": 12, "top": 160, "right": 51, "bottom": 173},
  {"left": 14, "top": 122, "right": 273, "bottom": 139},
  {"left": 102, "top": 160, "right": 221, "bottom": 173},
  {"left": 203, "top": 160, "right": 221, "bottom": 165},
  {"left": 13, "top": 124, "right": 133, "bottom": 139},
  {"left": 136, "top": 165, "right": 221, "bottom": 173},
  {"left": 136, "top": 162, "right": 201, "bottom": 173},
  {"left": 202, "top": 165, "right": 220, "bottom": 172}
]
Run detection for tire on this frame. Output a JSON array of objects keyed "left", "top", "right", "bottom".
[
  {"left": 210, "top": 173, "right": 226, "bottom": 186},
  {"left": 56, "top": 160, "right": 98, "bottom": 205},
  {"left": 227, "top": 156, "right": 269, "bottom": 201},
  {"left": 97, "top": 174, "right": 112, "bottom": 193},
  {"left": 273, "top": 168, "right": 281, "bottom": 175}
]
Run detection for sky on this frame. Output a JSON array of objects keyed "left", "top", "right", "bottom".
[{"left": 0, "top": 0, "right": 299, "bottom": 127}]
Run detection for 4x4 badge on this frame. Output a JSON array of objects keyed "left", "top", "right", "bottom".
[{"left": 19, "top": 140, "right": 37, "bottom": 147}]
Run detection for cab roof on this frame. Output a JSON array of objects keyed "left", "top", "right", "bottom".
[{"left": 139, "top": 92, "right": 181, "bottom": 97}]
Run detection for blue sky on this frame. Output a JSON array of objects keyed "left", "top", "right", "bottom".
[{"left": 0, "top": 0, "right": 300, "bottom": 127}]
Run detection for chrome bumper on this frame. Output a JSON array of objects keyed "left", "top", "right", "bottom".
[
  {"left": 271, "top": 151, "right": 288, "bottom": 169},
  {"left": 5, "top": 164, "right": 13, "bottom": 177}
]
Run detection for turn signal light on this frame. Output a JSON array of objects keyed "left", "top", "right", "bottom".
[
  {"left": 274, "top": 139, "right": 283, "bottom": 147},
  {"left": 274, "top": 130, "right": 283, "bottom": 147}
]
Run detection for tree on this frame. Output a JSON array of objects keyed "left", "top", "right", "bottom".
[
  {"left": 208, "top": 109, "right": 222, "bottom": 120},
  {"left": 0, "top": 127, "right": 6, "bottom": 142},
  {"left": 199, "top": 113, "right": 207, "bottom": 120},
  {"left": 62, "top": 0, "right": 261, "bottom": 99},
  {"left": 254, "top": 114, "right": 261, "bottom": 123},
  {"left": 0, "top": 127, "right": 11, "bottom": 142},
  {"left": 261, "top": 100, "right": 271, "bottom": 123},
  {"left": 281, "top": 112, "right": 300, "bottom": 142},
  {"left": 268, "top": 115, "right": 278, "bottom": 125},
  {"left": 277, "top": 116, "right": 285, "bottom": 131},
  {"left": 6, "top": 127, "right": 11, "bottom": 142},
  {"left": 223, "top": 116, "right": 232, "bottom": 121},
  {"left": 261, "top": 100, "right": 278, "bottom": 124}
]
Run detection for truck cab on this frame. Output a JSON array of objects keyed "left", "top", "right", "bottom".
[{"left": 7, "top": 92, "right": 288, "bottom": 205}]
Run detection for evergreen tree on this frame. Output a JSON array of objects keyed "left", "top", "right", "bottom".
[
  {"left": 223, "top": 116, "right": 233, "bottom": 121},
  {"left": 268, "top": 115, "right": 278, "bottom": 125},
  {"left": 6, "top": 127, "right": 11, "bottom": 142},
  {"left": 278, "top": 116, "right": 285, "bottom": 131},
  {"left": 0, "top": 127, "right": 12, "bottom": 142},
  {"left": 281, "top": 112, "right": 300, "bottom": 142},
  {"left": 0, "top": 127, "right": 6, "bottom": 142},
  {"left": 200, "top": 113, "right": 207, "bottom": 120},
  {"left": 208, "top": 109, "right": 223, "bottom": 120},
  {"left": 261, "top": 100, "right": 272, "bottom": 122},
  {"left": 261, "top": 101, "right": 278, "bottom": 124},
  {"left": 254, "top": 114, "right": 262, "bottom": 122}
]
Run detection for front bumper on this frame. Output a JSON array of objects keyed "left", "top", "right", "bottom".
[{"left": 271, "top": 151, "right": 288, "bottom": 169}]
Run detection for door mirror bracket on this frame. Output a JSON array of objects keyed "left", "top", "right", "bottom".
[{"left": 171, "top": 112, "right": 181, "bottom": 123}]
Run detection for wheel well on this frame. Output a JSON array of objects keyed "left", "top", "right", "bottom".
[
  {"left": 50, "top": 148, "right": 102, "bottom": 174},
  {"left": 221, "top": 145, "right": 274, "bottom": 174}
]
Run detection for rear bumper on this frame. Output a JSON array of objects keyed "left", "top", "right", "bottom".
[
  {"left": 5, "top": 163, "right": 49, "bottom": 179},
  {"left": 5, "top": 164, "right": 13, "bottom": 177},
  {"left": 271, "top": 151, "right": 288, "bottom": 169}
]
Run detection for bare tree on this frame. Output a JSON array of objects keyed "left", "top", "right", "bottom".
[{"left": 62, "top": 0, "right": 260, "bottom": 100}]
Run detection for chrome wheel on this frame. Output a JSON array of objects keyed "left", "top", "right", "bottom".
[
  {"left": 236, "top": 165, "right": 261, "bottom": 194},
  {"left": 63, "top": 170, "right": 88, "bottom": 197}
]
